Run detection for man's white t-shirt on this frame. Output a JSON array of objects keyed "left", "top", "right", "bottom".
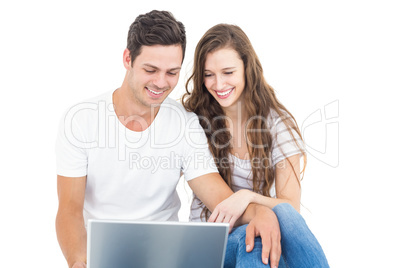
[{"left": 55, "top": 90, "right": 218, "bottom": 225}]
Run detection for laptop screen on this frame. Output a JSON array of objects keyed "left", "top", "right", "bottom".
[{"left": 87, "top": 220, "right": 229, "bottom": 268}]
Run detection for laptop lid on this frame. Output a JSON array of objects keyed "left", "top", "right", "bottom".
[{"left": 87, "top": 219, "right": 229, "bottom": 268}]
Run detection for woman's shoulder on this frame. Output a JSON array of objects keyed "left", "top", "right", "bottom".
[{"left": 267, "top": 109, "right": 294, "bottom": 130}]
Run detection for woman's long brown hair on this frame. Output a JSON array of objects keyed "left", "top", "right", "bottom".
[{"left": 182, "top": 24, "right": 306, "bottom": 219}]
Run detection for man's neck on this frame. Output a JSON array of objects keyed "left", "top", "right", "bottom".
[{"left": 112, "top": 87, "right": 161, "bottom": 132}]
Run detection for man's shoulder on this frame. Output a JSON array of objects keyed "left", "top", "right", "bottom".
[
  {"left": 161, "top": 97, "right": 199, "bottom": 120},
  {"left": 77, "top": 90, "right": 113, "bottom": 108},
  {"left": 162, "top": 97, "right": 186, "bottom": 110},
  {"left": 61, "top": 90, "right": 113, "bottom": 126}
]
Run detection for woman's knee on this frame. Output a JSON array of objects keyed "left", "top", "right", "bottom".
[
  {"left": 272, "top": 202, "right": 295, "bottom": 212},
  {"left": 272, "top": 203, "right": 307, "bottom": 234},
  {"left": 228, "top": 224, "right": 248, "bottom": 243},
  {"left": 272, "top": 203, "right": 300, "bottom": 221}
]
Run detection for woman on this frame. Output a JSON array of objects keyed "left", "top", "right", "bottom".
[{"left": 182, "top": 24, "right": 329, "bottom": 268}]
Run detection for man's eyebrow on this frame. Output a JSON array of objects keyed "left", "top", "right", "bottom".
[
  {"left": 168, "top": 67, "right": 182, "bottom": 72},
  {"left": 143, "top": 63, "right": 181, "bottom": 71}
]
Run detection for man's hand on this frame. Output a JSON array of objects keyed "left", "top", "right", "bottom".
[
  {"left": 71, "top": 261, "right": 86, "bottom": 268},
  {"left": 245, "top": 205, "right": 281, "bottom": 267}
]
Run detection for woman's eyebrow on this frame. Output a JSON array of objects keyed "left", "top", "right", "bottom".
[{"left": 204, "top": 67, "right": 236, "bottom": 72}]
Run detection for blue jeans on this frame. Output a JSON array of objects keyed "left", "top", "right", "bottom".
[{"left": 224, "top": 203, "right": 329, "bottom": 268}]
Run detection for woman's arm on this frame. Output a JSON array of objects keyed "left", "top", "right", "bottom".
[
  {"left": 209, "top": 154, "right": 302, "bottom": 220},
  {"left": 252, "top": 154, "right": 302, "bottom": 212}
]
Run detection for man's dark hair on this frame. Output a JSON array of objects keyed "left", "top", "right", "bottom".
[{"left": 127, "top": 10, "right": 186, "bottom": 65}]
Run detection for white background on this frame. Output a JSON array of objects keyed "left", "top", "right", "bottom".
[{"left": 1, "top": 0, "right": 401, "bottom": 267}]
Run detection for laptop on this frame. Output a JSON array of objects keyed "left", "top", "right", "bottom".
[{"left": 87, "top": 219, "right": 229, "bottom": 268}]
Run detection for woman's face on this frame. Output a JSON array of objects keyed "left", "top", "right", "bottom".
[{"left": 203, "top": 48, "right": 245, "bottom": 111}]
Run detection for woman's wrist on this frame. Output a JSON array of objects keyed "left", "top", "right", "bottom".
[
  {"left": 239, "top": 189, "right": 256, "bottom": 205},
  {"left": 250, "top": 190, "right": 259, "bottom": 204}
]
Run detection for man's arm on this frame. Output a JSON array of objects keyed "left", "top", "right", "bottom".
[
  {"left": 187, "top": 173, "right": 270, "bottom": 227},
  {"left": 56, "top": 175, "right": 87, "bottom": 268},
  {"left": 187, "top": 173, "right": 266, "bottom": 228},
  {"left": 207, "top": 155, "right": 302, "bottom": 221},
  {"left": 187, "top": 173, "right": 232, "bottom": 214}
]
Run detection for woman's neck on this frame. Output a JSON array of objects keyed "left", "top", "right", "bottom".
[
  {"left": 223, "top": 100, "right": 248, "bottom": 124},
  {"left": 223, "top": 102, "right": 250, "bottom": 160}
]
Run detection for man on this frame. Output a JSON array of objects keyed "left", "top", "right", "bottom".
[{"left": 56, "top": 10, "right": 280, "bottom": 268}]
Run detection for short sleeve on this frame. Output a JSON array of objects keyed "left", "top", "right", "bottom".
[
  {"left": 181, "top": 114, "right": 218, "bottom": 181},
  {"left": 270, "top": 113, "right": 305, "bottom": 166},
  {"left": 55, "top": 110, "right": 88, "bottom": 177}
]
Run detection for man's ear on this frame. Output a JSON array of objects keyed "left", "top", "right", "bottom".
[{"left": 123, "top": 48, "right": 132, "bottom": 70}]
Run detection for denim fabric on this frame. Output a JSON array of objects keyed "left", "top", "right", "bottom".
[
  {"left": 224, "top": 203, "right": 329, "bottom": 268},
  {"left": 224, "top": 224, "right": 286, "bottom": 268}
]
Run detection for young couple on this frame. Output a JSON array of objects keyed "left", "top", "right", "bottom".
[{"left": 55, "top": 10, "right": 329, "bottom": 268}]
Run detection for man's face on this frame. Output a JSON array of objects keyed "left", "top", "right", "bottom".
[{"left": 126, "top": 44, "right": 182, "bottom": 108}]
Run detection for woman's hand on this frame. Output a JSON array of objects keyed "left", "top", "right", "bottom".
[{"left": 208, "top": 189, "right": 254, "bottom": 231}]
